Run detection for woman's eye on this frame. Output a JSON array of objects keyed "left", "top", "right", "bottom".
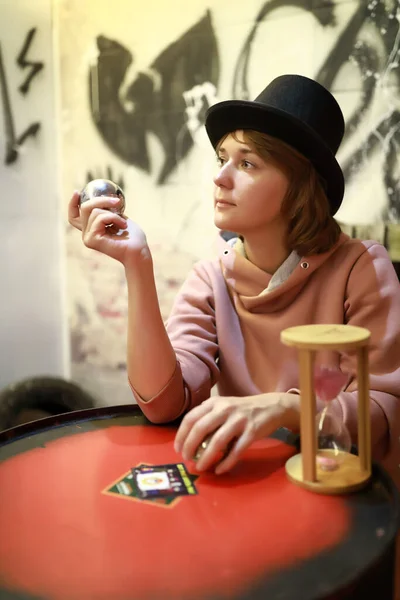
[
  {"left": 216, "top": 156, "right": 226, "bottom": 166},
  {"left": 242, "top": 160, "right": 253, "bottom": 168}
]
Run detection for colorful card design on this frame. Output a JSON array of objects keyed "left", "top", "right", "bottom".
[{"left": 103, "top": 463, "right": 198, "bottom": 507}]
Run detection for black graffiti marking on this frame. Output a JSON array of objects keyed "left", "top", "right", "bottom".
[
  {"left": 0, "top": 42, "right": 41, "bottom": 165},
  {"left": 315, "top": 0, "right": 400, "bottom": 220},
  {"left": 232, "top": 0, "right": 400, "bottom": 220},
  {"left": 0, "top": 43, "right": 17, "bottom": 163},
  {"left": 16, "top": 28, "right": 44, "bottom": 95},
  {"left": 232, "top": 0, "right": 320, "bottom": 100},
  {"left": 342, "top": 109, "right": 400, "bottom": 220},
  {"left": 86, "top": 167, "right": 125, "bottom": 191},
  {"left": 89, "top": 10, "right": 219, "bottom": 184}
]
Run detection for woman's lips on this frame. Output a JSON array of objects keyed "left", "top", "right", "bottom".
[{"left": 215, "top": 200, "right": 234, "bottom": 208}]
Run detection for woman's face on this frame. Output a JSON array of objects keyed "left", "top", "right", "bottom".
[{"left": 213, "top": 131, "right": 289, "bottom": 236}]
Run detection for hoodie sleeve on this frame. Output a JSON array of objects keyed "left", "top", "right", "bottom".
[
  {"left": 129, "top": 261, "right": 220, "bottom": 423},
  {"left": 333, "top": 243, "right": 400, "bottom": 475}
]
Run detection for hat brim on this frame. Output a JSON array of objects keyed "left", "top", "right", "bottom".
[{"left": 205, "top": 100, "right": 344, "bottom": 216}]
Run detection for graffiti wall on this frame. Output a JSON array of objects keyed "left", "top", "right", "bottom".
[
  {"left": 58, "top": 0, "right": 400, "bottom": 404},
  {"left": 0, "top": 0, "right": 67, "bottom": 388}
]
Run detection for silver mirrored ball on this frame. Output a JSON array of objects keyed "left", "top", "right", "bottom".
[{"left": 80, "top": 179, "right": 125, "bottom": 215}]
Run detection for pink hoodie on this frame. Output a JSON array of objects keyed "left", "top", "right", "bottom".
[{"left": 131, "top": 232, "right": 400, "bottom": 489}]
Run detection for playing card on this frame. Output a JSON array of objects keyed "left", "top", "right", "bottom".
[{"left": 132, "top": 463, "right": 198, "bottom": 499}]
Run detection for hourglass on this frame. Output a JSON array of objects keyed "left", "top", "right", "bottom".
[{"left": 281, "top": 324, "right": 371, "bottom": 494}]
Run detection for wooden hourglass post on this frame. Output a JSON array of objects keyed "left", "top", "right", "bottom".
[
  {"left": 357, "top": 345, "right": 371, "bottom": 472},
  {"left": 281, "top": 324, "right": 372, "bottom": 495},
  {"left": 298, "top": 348, "right": 317, "bottom": 482}
]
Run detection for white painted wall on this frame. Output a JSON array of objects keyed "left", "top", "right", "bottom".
[{"left": 0, "top": 0, "right": 68, "bottom": 387}]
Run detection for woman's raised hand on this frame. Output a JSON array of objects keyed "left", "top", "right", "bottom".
[{"left": 68, "top": 191, "right": 148, "bottom": 265}]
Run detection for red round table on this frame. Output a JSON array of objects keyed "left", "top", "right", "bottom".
[{"left": 0, "top": 405, "right": 398, "bottom": 600}]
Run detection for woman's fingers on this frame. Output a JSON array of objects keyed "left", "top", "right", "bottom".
[
  {"left": 82, "top": 212, "right": 128, "bottom": 249},
  {"left": 174, "top": 399, "right": 214, "bottom": 454},
  {"left": 180, "top": 410, "right": 228, "bottom": 463},
  {"left": 214, "top": 417, "right": 277, "bottom": 475},
  {"left": 68, "top": 191, "right": 82, "bottom": 230},
  {"left": 80, "top": 196, "right": 123, "bottom": 230},
  {"left": 68, "top": 192, "right": 124, "bottom": 232},
  {"left": 195, "top": 417, "right": 246, "bottom": 472},
  {"left": 213, "top": 426, "right": 256, "bottom": 475},
  {"left": 80, "top": 195, "right": 122, "bottom": 215},
  {"left": 175, "top": 394, "right": 299, "bottom": 475},
  {"left": 85, "top": 207, "right": 127, "bottom": 235}
]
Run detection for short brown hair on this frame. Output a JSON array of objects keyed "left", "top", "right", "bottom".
[{"left": 217, "top": 130, "right": 341, "bottom": 256}]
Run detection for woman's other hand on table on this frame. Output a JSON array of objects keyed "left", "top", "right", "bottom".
[
  {"left": 174, "top": 393, "right": 300, "bottom": 475},
  {"left": 68, "top": 191, "right": 148, "bottom": 266}
]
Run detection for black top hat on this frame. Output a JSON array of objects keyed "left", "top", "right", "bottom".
[{"left": 205, "top": 74, "right": 345, "bottom": 216}]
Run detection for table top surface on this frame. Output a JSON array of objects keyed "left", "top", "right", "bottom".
[{"left": 0, "top": 405, "right": 398, "bottom": 600}]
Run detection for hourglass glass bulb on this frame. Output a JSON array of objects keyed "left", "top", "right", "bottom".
[
  {"left": 314, "top": 366, "right": 348, "bottom": 402},
  {"left": 316, "top": 406, "right": 352, "bottom": 470},
  {"left": 314, "top": 367, "right": 351, "bottom": 471}
]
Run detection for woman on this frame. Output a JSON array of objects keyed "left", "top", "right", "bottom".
[{"left": 68, "top": 74, "right": 400, "bottom": 484}]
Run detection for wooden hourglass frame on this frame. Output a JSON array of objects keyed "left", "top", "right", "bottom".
[{"left": 281, "top": 324, "right": 371, "bottom": 494}]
